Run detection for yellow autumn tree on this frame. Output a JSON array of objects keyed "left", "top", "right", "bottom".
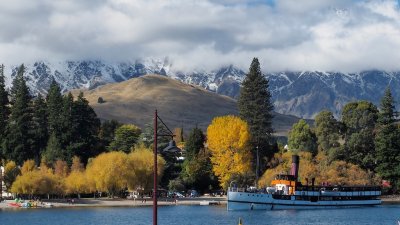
[
  {"left": 65, "top": 156, "right": 91, "bottom": 198},
  {"left": 65, "top": 171, "right": 88, "bottom": 198},
  {"left": 258, "top": 151, "right": 375, "bottom": 188},
  {"left": 40, "top": 160, "right": 61, "bottom": 197},
  {"left": 11, "top": 160, "right": 39, "bottom": 196},
  {"left": 207, "top": 115, "right": 252, "bottom": 189},
  {"left": 11, "top": 170, "right": 41, "bottom": 196},
  {"left": 323, "top": 161, "right": 371, "bottom": 185},
  {"left": 258, "top": 152, "right": 316, "bottom": 187},
  {"left": 3, "top": 161, "right": 20, "bottom": 192},
  {"left": 126, "top": 144, "right": 166, "bottom": 192},
  {"left": 11, "top": 160, "right": 59, "bottom": 197},
  {"left": 20, "top": 159, "right": 36, "bottom": 174},
  {"left": 46, "top": 159, "right": 66, "bottom": 196},
  {"left": 86, "top": 151, "right": 129, "bottom": 197},
  {"left": 71, "top": 156, "right": 84, "bottom": 172},
  {"left": 54, "top": 160, "right": 69, "bottom": 177}
]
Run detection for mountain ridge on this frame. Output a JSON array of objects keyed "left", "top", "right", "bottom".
[{"left": 4, "top": 60, "right": 400, "bottom": 119}]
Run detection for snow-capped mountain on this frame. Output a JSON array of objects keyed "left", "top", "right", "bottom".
[
  {"left": 267, "top": 71, "right": 400, "bottom": 118},
  {"left": 6, "top": 59, "right": 170, "bottom": 94},
  {"left": 4, "top": 60, "right": 400, "bottom": 119}
]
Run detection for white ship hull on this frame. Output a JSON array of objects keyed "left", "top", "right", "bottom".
[
  {"left": 227, "top": 191, "right": 381, "bottom": 211},
  {"left": 228, "top": 155, "right": 382, "bottom": 211}
]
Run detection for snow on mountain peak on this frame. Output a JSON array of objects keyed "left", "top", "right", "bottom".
[{"left": 3, "top": 60, "right": 400, "bottom": 119}]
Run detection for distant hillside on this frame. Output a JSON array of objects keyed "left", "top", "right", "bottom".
[{"left": 72, "top": 74, "right": 307, "bottom": 135}]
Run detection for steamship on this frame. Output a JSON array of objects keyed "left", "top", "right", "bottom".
[{"left": 227, "top": 155, "right": 381, "bottom": 210}]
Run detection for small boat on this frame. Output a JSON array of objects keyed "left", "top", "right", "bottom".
[
  {"left": 199, "top": 201, "right": 209, "bottom": 206},
  {"left": 43, "top": 203, "right": 54, "bottom": 208},
  {"left": 199, "top": 200, "right": 220, "bottom": 206},
  {"left": 8, "top": 202, "right": 21, "bottom": 208},
  {"left": 227, "top": 155, "right": 381, "bottom": 210}
]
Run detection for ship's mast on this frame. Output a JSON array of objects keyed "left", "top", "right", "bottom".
[{"left": 255, "top": 146, "right": 259, "bottom": 188}]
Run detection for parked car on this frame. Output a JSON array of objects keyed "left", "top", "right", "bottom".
[
  {"left": 175, "top": 192, "right": 184, "bottom": 198},
  {"left": 167, "top": 192, "right": 185, "bottom": 198},
  {"left": 189, "top": 190, "right": 199, "bottom": 198},
  {"left": 126, "top": 192, "right": 139, "bottom": 199},
  {"left": 211, "top": 190, "right": 225, "bottom": 197}
]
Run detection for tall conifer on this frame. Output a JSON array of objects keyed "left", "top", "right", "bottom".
[
  {"left": 43, "top": 132, "right": 63, "bottom": 163},
  {"left": 3, "top": 64, "right": 34, "bottom": 164},
  {"left": 184, "top": 127, "right": 205, "bottom": 160},
  {"left": 31, "top": 94, "right": 48, "bottom": 163},
  {"left": 375, "top": 88, "right": 400, "bottom": 190},
  {"left": 237, "top": 58, "right": 274, "bottom": 177},
  {"left": 61, "top": 92, "right": 74, "bottom": 149},
  {"left": 46, "top": 79, "right": 63, "bottom": 136},
  {"left": 70, "top": 92, "right": 100, "bottom": 163},
  {"left": 0, "top": 65, "right": 9, "bottom": 159},
  {"left": 43, "top": 79, "right": 65, "bottom": 163}
]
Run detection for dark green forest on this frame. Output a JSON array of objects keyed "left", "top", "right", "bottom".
[{"left": 0, "top": 64, "right": 116, "bottom": 166}]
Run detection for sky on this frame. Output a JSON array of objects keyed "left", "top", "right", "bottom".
[{"left": 1, "top": 0, "right": 400, "bottom": 72}]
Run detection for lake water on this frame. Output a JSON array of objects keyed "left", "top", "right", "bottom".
[{"left": 1, "top": 204, "right": 400, "bottom": 225}]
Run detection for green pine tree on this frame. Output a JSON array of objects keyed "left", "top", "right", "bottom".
[
  {"left": 237, "top": 58, "right": 274, "bottom": 176},
  {"left": 60, "top": 92, "right": 74, "bottom": 158},
  {"left": 69, "top": 92, "right": 101, "bottom": 163},
  {"left": 375, "top": 88, "right": 400, "bottom": 190},
  {"left": 9, "top": 65, "right": 26, "bottom": 104},
  {"left": 44, "top": 81, "right": 71, "bottom": 164},
  {"left": 3, "top": 64, "right": 34, "bottom": 164},
  {"left": 180, "top": 127, "right": 217, "bottom": 192},
  {"left": 377, "top": 87, "right": 396, "bottom": 125},
  {"left": 0, "top": 65, "right": 10, "bottom": 159},
  {"left": 31, "top": 94, "right": 48, "bottom": 163},
  {"left": 99, "top": 119, "right": 123, "bottom": 151},
  {"left": 43, "top": 132, "right": 64, "bottom": 163},
  {"left": 46, "top": 79, "right": 64, "bottom": 136},
  {"left": 184, "top": 127, "right": 205, "bottom": 160}
]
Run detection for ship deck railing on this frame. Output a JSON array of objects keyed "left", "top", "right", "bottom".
[
  {"left": 296, "top": 186, "right": 381, "bottom": 192},
  {"left": 228, "top": 186, "right": 381, "bottom": 197},
  {"left": 228, "top": 187, "right": 247, "bottom": 193}
]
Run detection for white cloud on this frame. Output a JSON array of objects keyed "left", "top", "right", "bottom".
[{"left": 0, "top": 0, "right": 400, "bottom": 72}]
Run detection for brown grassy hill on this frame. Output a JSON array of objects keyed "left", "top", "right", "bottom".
[{"left": 72, "top": 74, "right": 305, "bottom": 135}]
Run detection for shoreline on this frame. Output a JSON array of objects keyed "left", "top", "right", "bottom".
[
  {"left": 380, "top": 195, "right": 400, "bottom": 204},
  {"left": 0, "top": 197, "right": 227, "bottom": 209},
  {"left": 2, "top": 195, "right": 400, "bottom": 209}
]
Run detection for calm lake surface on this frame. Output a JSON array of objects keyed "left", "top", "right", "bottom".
[{"left": 1, "top": 204, "right": 400, "bottom": 225}]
